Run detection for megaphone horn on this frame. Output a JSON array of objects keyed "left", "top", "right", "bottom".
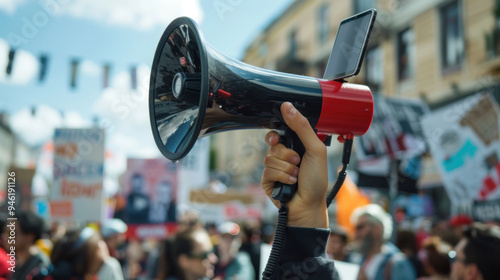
[{"left": 149, "top": 17, "right": 374, "bottom": 161}]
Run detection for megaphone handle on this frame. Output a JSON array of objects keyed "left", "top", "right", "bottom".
[{"left": 271, "top": 127, "right": 305, "bottom": 203}]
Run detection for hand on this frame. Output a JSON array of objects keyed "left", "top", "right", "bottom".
[{"left": 261, "top": 102, "right": 328, "bottom": 228}]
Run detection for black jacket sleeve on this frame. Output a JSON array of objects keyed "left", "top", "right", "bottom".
[{"left": 272, "top": 226, "right": 340, "bottom": 279}]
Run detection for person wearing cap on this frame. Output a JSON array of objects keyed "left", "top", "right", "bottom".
[
  {"left": 449, "top": 214, "right": 474, "bottom": 242},
  {"left": 351, "top": 204, "right": 416, "bottom": 280},
  {"left": 214, "top": 222, "right": 255, "bottom": 280},
  {"left": 100, "top": 218, "right": 128, "bottom": 259}
]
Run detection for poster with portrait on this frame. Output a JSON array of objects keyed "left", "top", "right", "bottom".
[
  {"left": 422, "top": 93, "right": 500, "bottom": 207},
  {"left": 117, "top": 158, "right": 179, "bottom": 227}
]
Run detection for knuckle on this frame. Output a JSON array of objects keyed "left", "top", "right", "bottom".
[
  {"left": 296, "top": 114, "right": 310, "bottom": 127},
  {"left": 264, "top": 155, "right": 272, "bottom": 166},
  {"left": 280, "top": 172, "right": 292, "bottom": 183},
  {"left": 286, "top": 164, "right": 297, "bottom": 175},
  {"left": 269, "top": 145, "right": 278, "bottom": 155}
]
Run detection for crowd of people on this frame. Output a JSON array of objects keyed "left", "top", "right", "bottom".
[
  {"left": 0, "top": 209, "right": 261, "bottom": 280},
  {"left": 1, "top": 102, "right": 500, "bottom": 280},
  {"left": 1, "top": 208, "right": 500, "bottom": 279}
]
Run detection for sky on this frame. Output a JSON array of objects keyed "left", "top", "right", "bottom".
[{"left": 0, "top": 0, "right": 295, "bottom": 194}]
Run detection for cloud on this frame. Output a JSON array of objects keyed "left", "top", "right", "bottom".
[
  {"left": 81, "top": 60, "right": 100, "bottom": 77},
  {"left": 10, "top": 105, "right": 92, "bottom": 146},
  {"left": 0, "top": 0, "right": 25, "bottom": 14},
  {"left": 92, "top": 64, "right": 160, "bottom": 160},
  {"left": 0, "top": 38, "right": 39, "bottom": 85},
  {"left": 59, "top": 0, "right": 204, "bottom": 30}
]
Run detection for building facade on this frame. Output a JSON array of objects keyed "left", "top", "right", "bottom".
[{"left": 210, "top": 0, "right": 500, "bottom": 193}]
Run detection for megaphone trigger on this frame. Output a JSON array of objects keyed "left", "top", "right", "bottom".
[{"left": 271, "top": 126, "right": 305, "bottom": 203}]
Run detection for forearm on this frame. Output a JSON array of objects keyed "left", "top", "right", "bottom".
[{"left": 274, "top": 227, "right": 339, "bottom": 279}]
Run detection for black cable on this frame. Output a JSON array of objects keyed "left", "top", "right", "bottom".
[
  {"left": 262, "top": 202, "right": 289, "bottom": 280},
  {"left": 326, "top": 138, "right": 353, "bottom": 208},
  {"left": 326, "top": 164, "right": 347, "bottom": 208}
]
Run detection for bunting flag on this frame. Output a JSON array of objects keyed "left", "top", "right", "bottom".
[
  {"left": 70, "top": 59, "right": 79, "bottom": 89},
  {"left": 103, "top": 63, "right": 111, "bottom": 88},
  {"left": 38, "top": 54, "right": 49, "bottom": 82},
  {"left": 0, "top": 38, "right": 143, "bottom": 89},
  {"left": 6, "top": 48, "right": 16, "bottom": 75},
  {"left": 130, "top": 66, "right": 137, "bottom": 90}
]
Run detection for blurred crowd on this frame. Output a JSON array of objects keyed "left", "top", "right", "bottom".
[{"left": 1, "top": 205, "right": 500, "bottom": 280}]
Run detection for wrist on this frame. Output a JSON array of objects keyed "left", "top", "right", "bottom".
[{"left": 287, "top": 204, "right": 329, "bottom": 228}]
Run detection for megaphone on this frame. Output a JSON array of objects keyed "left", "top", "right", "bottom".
[{"left": 149, "top": 16, "right": 374, "bottom": 161}]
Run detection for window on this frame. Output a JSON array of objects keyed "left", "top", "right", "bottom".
[
  {"left": 318, "top": 4, "right": 329, "bottom": 44},
  {"left": 397, "top": 28, "right": 415, "bottom": 81},
  {"left": 354, "top": 0, "right": 375, "bottom": 14},
  {"left": 258, "top": 43, "right": 267, "bottom": 57},
  {"left": 440, "top": 1, "right": 464, "bottom": 70},
  {"left": 289, "top": 30, "right": 298, "bottom": 58},
  {"left": 365, "top": 46, "right": 384, "bottom": 93}
]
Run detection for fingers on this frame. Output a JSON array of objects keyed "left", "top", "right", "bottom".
[
  {"left": 264, "top": 131, "right": 301, "bottom": 165},
  {"left": 264, "top": 153, "right": 299, "bottom": 176},
  {"left": 262, "top": 165, "right": 298, "bottom": 185},
  {"left": 264, "top": 131, "right": 280, "bottom": 146},
  {"left": 280, "top": 102, "right": 325, "bottom": 154},
  {"left": 262, "top": 130, "right": 301, "bottom": 186}
]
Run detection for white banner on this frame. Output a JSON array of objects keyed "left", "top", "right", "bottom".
[
  {"left": 422, "top": 93, "right": 500, "bottom": 205},
  {"left": 177, "top": 137, "right": 210, "bottom": 215},
  {"left": 51, "top": 128, "right": 105, "bottom": 223}
]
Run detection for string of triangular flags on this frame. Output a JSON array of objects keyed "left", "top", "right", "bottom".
[{"left": 4, "top": 45, "right": 139, "bottom": 90}]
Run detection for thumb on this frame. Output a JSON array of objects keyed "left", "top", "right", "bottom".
[{"left": 280, "top": 102, "right": 324, "bottom": 153}]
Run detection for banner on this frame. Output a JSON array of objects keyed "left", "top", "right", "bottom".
[
  {"left": 188, "top": 189, "right": 263, "bottom": 224},
  {"left": 116, "top": 158, "right": 178, "bottom": 226},
  {"left": 51, "top": 128, "right": 105, "bottom": 222},
  {"left": 472, "top": 199, "right": 500, "bottom": 222},
  {"left": 177, "top": 138, "right": 210, "bottom": 215},
  {"left": 422, "top": 93, "right": 500, "bottom": 204},
  {"left": 125, "top": 223, "right": 178, "bottom": 240},
  {"left": 356, "top": 96, "right": 429, "bottom": 192}
]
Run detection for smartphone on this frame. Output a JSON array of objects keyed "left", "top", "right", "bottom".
[{"left": 323, "top": 9, "right": 377, "bottom": 81}]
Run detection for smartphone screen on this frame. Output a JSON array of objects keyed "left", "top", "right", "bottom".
[{"left": 323, "top": 9, "right": 377, "bottom": 81}]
